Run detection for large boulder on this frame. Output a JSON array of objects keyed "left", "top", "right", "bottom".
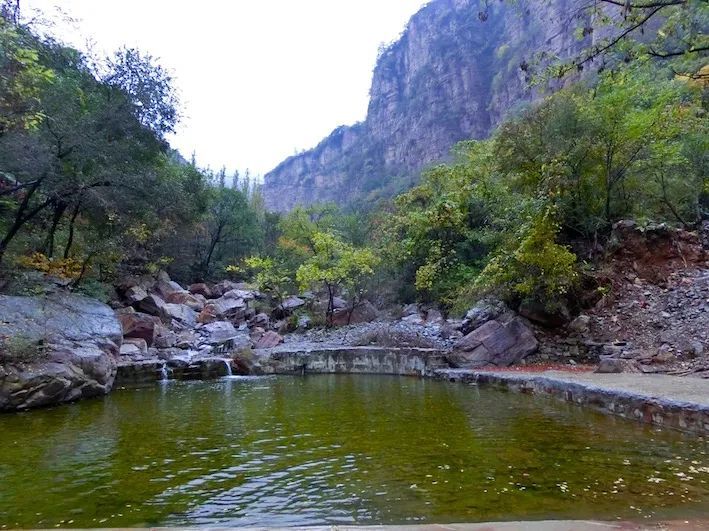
[
  {"left": 449, "top": 317, "right": 538, "bottom": 368},
  {"left": 135, "top": 293, "right": 167, "bottom": 316},
  {"left": 0, "top": 294, "right": 121, "bottom": 411},
  {"left": 280, "top": 296, "right": 305, "bottom": 312},
  {"left": 118, "top": 311, "right": 161, "bottom": 346},
  {"left": 223, "top": 288, "right": 256, "bottom": 301},
  {"left": 123, "top": 285, "right": 148, "bottom": 305},
  {"left": 161, "top": 303, "right": 198, "bottom": 327},
  {"left": 154, "top": 279, "right": 187, "bottom": 300}
]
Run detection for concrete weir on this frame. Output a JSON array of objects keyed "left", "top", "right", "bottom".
[
  {"left": 436, "top": 368, "right": 709, "bottom": 436},
  {"left": 255, "top": 345, "right": 448, "bottom": 376}
]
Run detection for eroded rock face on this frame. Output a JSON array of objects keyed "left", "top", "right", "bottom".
[
  {"left": 449, "top": 317, "right": 538, "bottom": 368},
  {"left": 0, "top": 294, "right": 121, "bottom": 411}
]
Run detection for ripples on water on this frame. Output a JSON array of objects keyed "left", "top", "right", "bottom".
[{"left": 1, "top": 375, "right": 709, "bottom": 527}]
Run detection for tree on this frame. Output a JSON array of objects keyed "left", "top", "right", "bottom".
[
  {"left": 490, "top": 0, "right": 708, "bottom": 81},
  {"left": 243, "top": 255, "right": 291, "bottom": 309},
  {"left": 195, "top": 185, "right": 260, "bottom": 279},
  {"left": 101, "top": 47, "right": 179, "bottom": 138},
  {"left": 296, "top": 231, "right": 379, "bottom": 325},
  {"left": 0, "top": 16, "right": 54, "bottom": 134}
]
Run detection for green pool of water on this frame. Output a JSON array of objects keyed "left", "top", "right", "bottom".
[{"left": 1, "top": 375, "right": 709, "bottom": 527}]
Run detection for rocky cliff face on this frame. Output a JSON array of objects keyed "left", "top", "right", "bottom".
[{"left": 263, "top": 0, "right": 593, "bottom": 212}]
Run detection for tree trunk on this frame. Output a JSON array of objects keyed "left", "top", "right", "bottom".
[
  {"left": 63, "top": 201, "right": 81, "bottom": 259},
  {"left": 0, "top": 173, "right": 49, "bottom": 266},
  {"left": 44, "top": 201, "right": 67, "bottom": 258},
  {"left": 325, "top": 283, "right": 334, "bottom": 327}
]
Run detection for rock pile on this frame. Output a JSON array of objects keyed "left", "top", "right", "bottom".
[{"left": 113, "top": 272, "right": 284, "bottom": 366}]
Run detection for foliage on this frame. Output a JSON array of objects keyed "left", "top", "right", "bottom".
[
  {"left": 243, "top": 255, "right": 292, "bottom": 307},
  {"left": 476, "top": 206, "right": 578, "bottom": 309},
  {"left": 295, "top": 232, "right": 379, "bottom": 324},
  {"left": 497, "top": 0, "right": 709, "bottom": 82},
  {"left": 17, "top": 251, "right": 82, "bottom": 279},
  {"left": 379, "top": 63, "right": 706, "bottom": 312},
  {"left": 0, "top": 18, "right": 54, "bottom": 133},
  {"left": 0, "top": 10, "right": 260, "bottom": 287}
]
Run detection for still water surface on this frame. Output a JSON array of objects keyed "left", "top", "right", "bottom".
[{"left": 1, "top": 375, "right": 709, "bottom": 527}]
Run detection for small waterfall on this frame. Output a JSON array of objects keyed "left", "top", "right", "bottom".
[
  {"left": 159, "top": 363, "right": 170, "bottom": 382},
  {"left": 223, "top": 359, "right": 233, "bottom": 377}
]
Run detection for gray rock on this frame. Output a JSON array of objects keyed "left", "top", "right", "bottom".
[
  {"left": 280, "top": 296, "right": 305, "bottom": 312},
  {"left": 461, "top": 298, "right": 507, "bottom": 334},
  {"left": 297, "top": 314, "right": 312, "bottom": 330},
  {"left": 200, "top": 321, "right": 239, "bottom": 345},
  {"left": 161, "top": 303, "right": 197, "bottom": 327},
  {"left": 0, "top": 293, "right": 122, "bottom": 346},
  {"left": 449, "top": 317, "right": 538, "bottom": 368},
  {"left": 568, "top": 314, "right": 591, "bottom": 334},
  {"left": 212, "top": 296, "right": 246, "bottom": 316},
  {"left": 402, "top": 313, "right": 425, "bottom": 325},
  {"left": 165, "top": 291, "right": 205, "bottom": 311},
  {"left": 154, "top": 327, "right": 178, "bottom": 349},
  {"left": 402, "top": 303, "right": 420, "bottom": 317},
  {"left": 124, "top": 285, "right": 148, "bottom": 305},
  {"left": 0, "top": 294, "right": 120, "bottom": 411},
  {"left": 223, "top": 289, "right": 256, "bottom": 301},
  {"left": 249, "top": 313, "right": 270, "bottom": 328},
  {"left": 595, "top": 357, "right": 641, "bottom": 373},
  {"left": 122, "top": 337, "right": 148, "bottom": 355},
  {"left": 425, "top": 309, "right": 444, "bottom": 324},
  {"left": 135, "top": 293, "right": 167, "bottom": 316}
]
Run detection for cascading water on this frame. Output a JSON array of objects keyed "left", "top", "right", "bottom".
[
  {"left": 223, "top": 359, "right": 233, "bottom": 377},
  {"left": 159, "top": 363, "right": 170, "bottom": 382}
]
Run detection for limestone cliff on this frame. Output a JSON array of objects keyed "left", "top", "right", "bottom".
[{"left": 263, "top": 0, "right": 593, "bottom": 212}]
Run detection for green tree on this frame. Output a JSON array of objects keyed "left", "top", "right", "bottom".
[{"left": 296, "top": 231, "right": 379, "bottom": 325}]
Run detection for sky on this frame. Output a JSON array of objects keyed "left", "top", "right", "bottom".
[{"left": 22, "top": 0, "right": 427, "bottom": 177}]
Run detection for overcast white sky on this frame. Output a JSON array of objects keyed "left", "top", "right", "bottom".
[{"left": 22, "top": 0, "right": 427, "bottom": 177}]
